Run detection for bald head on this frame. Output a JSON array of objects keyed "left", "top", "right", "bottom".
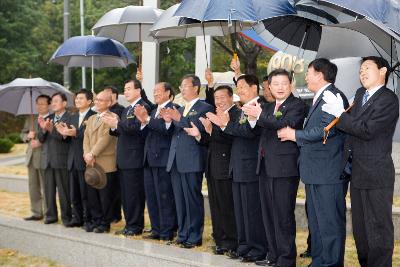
[{"left": 94, "top": 91, "right": 112, "bottom": 112}]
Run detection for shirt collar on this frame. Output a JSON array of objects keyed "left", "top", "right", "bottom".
[
  {"left": 130, "top": 97, "right": 142, "bottom": 108},
  {"left": 79, "top": 108, "right": 90, "bottom": 117},
  {"left": 185, "top": 98, "right": 199, "bottom": 107},
  {"left": 55, "top": 111, "right": 65, "bottom": 119},
  {"left": 246, "top": 96, "right": 259, "bottom": 105},
  {"left": 366, "top": 84, "right": 384, "bottom": 98},
  {"left": 224, "top": 104, "right": 236, "bottom": 114},
  {"left": 39, "top": 113, "right": 50, "bottom": 119},
  {"left": 313, "top": 83, "right": 331, "bottom": 102},
  {"left": 158, "top": 100, "right": 170, "bottom": 109}
]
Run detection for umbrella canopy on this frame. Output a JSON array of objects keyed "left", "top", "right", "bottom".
[
  {"left": 174, "top": 0, "right": 296, "bottom": 24},
  {"left": 295, "top": 0, "right": 400, "bottom": 34},
  {"left": 239, "top": 29, "right": 278, "bottom": 52},
  {"left": 150, "top": 3, "right": 248, "bottom": 42},
  {"left": 92, "top": 5, "right": 163, "bottom": 43},
  {"left": 49, "top": 35, "right": 135, "bottom": 69},
  {"left": 253, "top": 15, "right": 323, "bottom": 60},
  {"left": 317, "top": 18, "right": 400, "bottom": 68},
  {"left": 0, "top": 78, "right": 73, "bottom": 115}
]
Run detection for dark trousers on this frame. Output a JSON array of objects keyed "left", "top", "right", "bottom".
[
  {"left": 112, "top": 170, "right": 122, "bottom": 221},
  {"left": 69, "top": 169, "right": 90, "bottom": 223},
  {"left": 350, "top": 185, "right": 394, "bottom": 267},
  {"left": 259, "top": 174, "right": 299, "bottom": 267},
  {"left": 171, "top": 164, "right": 204, "bottom": 244},
  {"left": 44, "top": 168, "right": 71, "bottom": 224},
  {"left": 232, "top": 181, "right": 266, "bottom": 258},
  {"left": 207, "top": 175, "right": 237, "bottom": 250},
  {"left": 144, "top": 166, "right": 176, "bottom": 239},
  {"left": 306, "top": 183, "right": 346, "bottom": 267},
  {"left": 87, "top": 172, "right": 116, "bottom": 228},
  {"left": 119, "top": 168, "right": 145, "bottom": 232}
]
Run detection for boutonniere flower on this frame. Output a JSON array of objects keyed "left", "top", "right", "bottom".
[
  {"left": 188, "top": 110, "right": 198, "bottom": 116},
  {"left": 275, "top": 111, "right": 283, "bottom": 119},
  {"left": 126, "top": 115, "right": 135, "bottom": 119},
  {"left": 239, "top": 116, "right": 248, "bottom": 124}
]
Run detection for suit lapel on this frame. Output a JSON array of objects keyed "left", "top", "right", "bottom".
[
  {"left": 356, "top": 87, "right": 385, "bottom": 117},
  {"left": 304, "top": 87, "right": 328, "bottom": 127}
]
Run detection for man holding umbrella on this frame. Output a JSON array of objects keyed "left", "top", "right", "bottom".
[{"left": 321, "top": 56, "right": 399, "bottom": 267}]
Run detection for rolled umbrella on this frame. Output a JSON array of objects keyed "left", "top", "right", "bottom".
[{"left": 49, "top": 35, "right": 135, "bottom": 92}]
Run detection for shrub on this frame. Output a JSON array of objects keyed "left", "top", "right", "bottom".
[
  {"left": 0, "top": 138, "right": 14, "bottom": 153},
  {"left": 6, "top": 133, "right": 23, "bottom": 144}
]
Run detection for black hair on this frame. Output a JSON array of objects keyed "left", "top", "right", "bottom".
[
  {"left": 362, "top": 56, "right": 391, "bottom": 85},
  {"left": 262, "top": 75, "right": 269, "bottom": 82},
  {"left": 268, "top": 69, "right": 292, "bottom": 84},
  {"left": 125, "top": 79, "right": 142, "bottom": 90},
  {"left": 161, "top": 82, "right": 175, "bottom": 98},
  {"left": 103, "top": 85, "right": 119, "bottom": 97},
  {"left": 182, "top": 74, "right": 201, "bottom": 94},
  {"left": 36, "top": 94, "right": 51, "bottom": 104},
  {"left": 75, "top": 88, "right": 93, "bottom": 101},
  {"left": 51, "top": 92, "right": 67, "bottom": 102},
  {"left": 236, "top": 74, "right": 260, "bottom": 94},
  {"left": 214, "top": 85, "right": 233, "bottom": 97},
  {"left": 308, "top": 58, "right": 338, "bottom": 84}
]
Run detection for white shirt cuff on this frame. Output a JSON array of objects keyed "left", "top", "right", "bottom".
[{"left": 165, "top": 122, "right": 172, "bottom": 129}]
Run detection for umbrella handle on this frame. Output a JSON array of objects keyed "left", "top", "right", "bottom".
[{"left": 323, "top": 103, "right": 354, "bottom": 144}]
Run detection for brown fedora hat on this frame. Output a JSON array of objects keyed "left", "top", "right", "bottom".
[{"left": 85, "top": 163, "right": 107, "bottom": 190}]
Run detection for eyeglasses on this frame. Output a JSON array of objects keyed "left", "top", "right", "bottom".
[{"left": 179, "top": 85, "right": 193, "bottom": 90}]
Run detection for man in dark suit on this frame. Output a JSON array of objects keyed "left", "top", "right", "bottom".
[
  {"left": 37, "top": 92, "right": 72, "bottom": 226},
  {"left": 102, "top": 85, "right": 123, "bottom": 223},
  {"left": 185, "top": 84, "right": 238, "bottom": 255},
  {"left": 162, "top": 74, "right": 213, "bottom": 249},
  {"left": 278, "top": 59, "right": 349, "bottom": 267},
  {"left": 243, "top": 69, "right": 308, "bottom": 266},
  {"left": 133, "top": 82, "right": 178, "bottom": 241},
  {"left": 207, "top": 74, "right": 267, "bottom": 262},
  {"left": 56, "top": 89, "right": 96, "bottom": 230},
  {"left": 102, "top": 79, "right": 151, "bottom": 236},
  {"left": 104, "top": 85, "right": 125, "bottom": 120},
  {"left": 322, "top": 56, "right": 399, "bottom": 267}
]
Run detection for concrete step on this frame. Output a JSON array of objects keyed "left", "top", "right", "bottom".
[
  {"left": 0, "top": 155, "right": 25, "bottom": 166},
  {"left": 0, "top": 214, "right": 244, "bottom": 267}
]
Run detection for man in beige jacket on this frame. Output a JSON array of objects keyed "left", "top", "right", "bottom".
[
  {"left": 83, "top": 91, "right": 117, "bottom": 233},
  {"left": 21, "top": 95, "right": 51, "bottom": 221}
]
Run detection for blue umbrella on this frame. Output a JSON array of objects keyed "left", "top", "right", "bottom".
[
  {"left": 49, "top": 35, "right": 135, "bottom": 91},
  {"left": 174, "top": 0, "right": 296, "bottom": 23},
  {"left": 295, "top": 0, "right": 400, "bottom": 34}
]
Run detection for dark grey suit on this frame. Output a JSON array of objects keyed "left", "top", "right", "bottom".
[
  {"left": 338, "top": 86, "right": 399, "bottom": 267},
  {"left": 37, "top": 112, "right": 72, "bottom": 224},
  {"left": 296, "top": 84, "right": 349, "bottom": 267}
]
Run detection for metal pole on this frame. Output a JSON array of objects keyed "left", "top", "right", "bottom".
[
  {"left": 63, "top": 0, "right": 70, "bottom": 88},
  {"left": 80, "top": 0, "right": 86, "bottom": 89}
]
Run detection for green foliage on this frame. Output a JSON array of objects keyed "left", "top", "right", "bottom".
[
  {"left": 0, "top": 138, "right": 14, "bottom": 153},
  {"left": 0, "top": 113, "right": 25, "bottom": 138},
  {"left": 6, "top": 133, "right": 23, "bottom": 144}
]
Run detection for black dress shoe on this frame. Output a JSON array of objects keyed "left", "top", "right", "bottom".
[
  {"left": 180, "top": 241, "right": 202, "bottom": 249},
  {"left": 24, "top": 215, "right": 43, "bottom": 221},
  {"left": 255, "top": 259, "right": 269, "bottom": 266},
  {"left": 114, "top": 228, "right": 127, "bottom": 235},
  {"left": 300, "top": 250, "right": 312, "bottom": 258},
  {"left": 143, "top": 233, "right": 160, "bottom": 240},
  {"left": 160, "top": 236, "right": 174, "bottom": 241},
  {"left": 125, "top": 229, "right": 142, "bottom": 236},
  {"left": 44, "top": 219, "right": 58, "bottom": 224},
  {"left": 64, "top": 220, "right": 83, "bottom": 228},
  {"left": 93, "top": 226, "right": 110, "bottom": 233},
  {"left": 241, "top": 254, "right": 266, "bottom": 263},
  {"left": 82, "top": 223, "right": 95, "bottom": 232}
]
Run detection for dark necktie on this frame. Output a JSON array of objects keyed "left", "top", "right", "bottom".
[{"left": 362, "top": 91, "right": 369, "bottom": 106}]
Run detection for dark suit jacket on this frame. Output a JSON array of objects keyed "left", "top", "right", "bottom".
[
  {"left": 37, "top": 112, "right": 71, "bottom": 169},
  {"left": 144, "top": 101, "right": 179, "bottom": 168},
  {"left": 166, "top": 99, "right": 214, "bottom": 173},
  {"left": 296, "top": 84, "right": 349, "bottom": 185},
  {"left": 224, "top": 99, "right": 263, "bottom": 183},
  {"left": 110, "top": 99, "right": 151, "bottom": 170},
  {"left": 200, "top": 105, "right": 238, "bottom": 180},
  {"left": 109, "top": 103, "right": 125, "bottom": 118},
  {"left": 66, "top": 109, "right": 96, "bottom": 171},
  {"left": 338, "top": 86, "right": 399, "bottom": 189},
  {"left": 257, "top": 94, "right": 307, "bottom": 178}
]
